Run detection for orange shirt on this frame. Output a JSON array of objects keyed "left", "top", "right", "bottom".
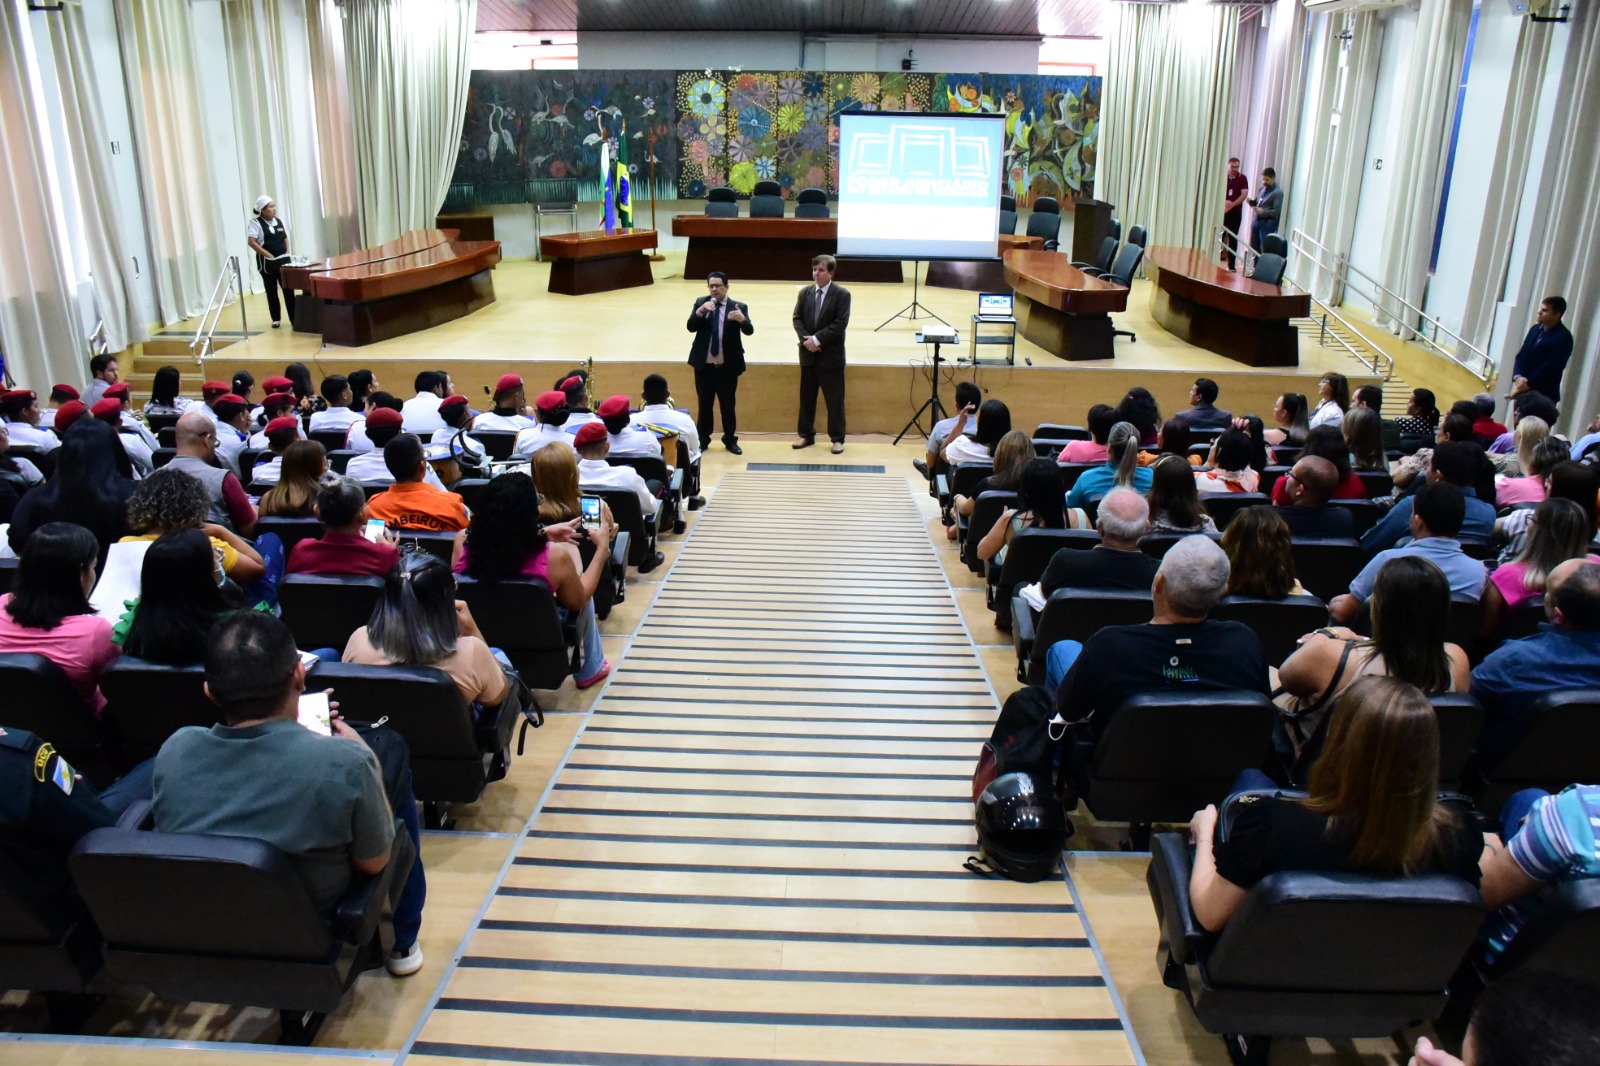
[{"left": 365, "top": 481, "right": 468, "bottom": 532}]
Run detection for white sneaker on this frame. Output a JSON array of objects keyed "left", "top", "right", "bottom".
[{"left": 386, "top": 942, "right": 424, "bottom": 976}]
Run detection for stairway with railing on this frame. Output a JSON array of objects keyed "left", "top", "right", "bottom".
[{"left": 190, "top": 255, "right": 248, "bottom": 372}]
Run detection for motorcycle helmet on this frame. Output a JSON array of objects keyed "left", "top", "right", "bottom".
[{"left": 971, "top": 771, "right": 1068, "bottom": 883}]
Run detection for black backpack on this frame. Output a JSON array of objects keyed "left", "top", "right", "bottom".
[{"left": 972, "top": 685, "right": 1066, "bottom": 802}]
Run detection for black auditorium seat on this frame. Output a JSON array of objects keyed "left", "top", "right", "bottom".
[
  {"left": 0, "top": 653, "right": 120, "bottom": 788},
  {"left": 278, "top": 574, "right": 385, "bottom": 651}
]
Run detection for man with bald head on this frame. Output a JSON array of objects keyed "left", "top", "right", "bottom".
[
  {"left": 1040, "top": 487, "right": 1160, "bottom": 598},
  {"left": 166, "top": 411, "right": 256, "bottom": 533},
  {"left": 1472, "top": 559, "right": 1600, "bottom": 761},
  {"left": 1271, "top": 455, "right": 1355, "bottom": 539}
]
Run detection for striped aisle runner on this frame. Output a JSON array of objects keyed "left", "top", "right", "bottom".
[{"left": 409, "top": 471, "right": 1137, "bottom": 1065}]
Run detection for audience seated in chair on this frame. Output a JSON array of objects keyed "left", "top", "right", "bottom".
[
  {"left": 1039, "top": 487, "right": 1158, "bottom": 597},
  {"left": 247, "top": 393, "right": 297, "bottom": 450},
  {"left": 249, "top": 416, "right": 304, "bottom": 486},
  {"left": 1479, "top": 498, "right": 1599, "bottom": 639},
  {"left": 6, "top": 420, "right": 134, "bottom": 562},
  {"left": 511, "top": 389, "right": 578, "bottom": 458},
  {"left": 1472, "top": 560, "right": 1600, "bottom": 762},
  {"left": 0, "top": 522, "right": 120, "bottom": 714},
  {"left": 1494, "top": 461, "right": 1596, "bottom": 561},
  {"left": 597, "top": 394, "right": 662, "bottom": 461},
  {"left": 1270, "top": 455, "right": 1356, "bottom": 538},
  {"left": 1333, "top": 482, "right": 1485, "bottom": 624},
  {"left": 941, "top": 398, "right": 1011, "bottom": 467},
  {"left": 1194, "top": 428, "right": 1260, "bottom": 495},
  {"left": 1116, "top": 387, "right": 1162, "bottom": 447},
  {"left": 288, "top": 476, "right": 402, "bottom": 577},
  {"left": 153, "top": 610, "right": 427, "bottom": 976},
  {"left": 167, "top": 412, "right": 256, "bottom": 533},
  {"left": 401, "top": 370, "right": 450, "bottom": 434},
  {"left": 1058, "top": 404, "right": 1115, "bottom": 463},
  {"left": 121, "top": 467, "right": 266, "bottom": 587},
  {"left": 431, "top": 394, "right": 485, "bottom": 464},
  {"left": 1479, "top": 783, "right": 1600, "bottom": 967},
  {"left": 92, "top": 390, "right": 154, "bottom": 477},
  {"left": 1496, "top": 436, "right": 1567, "bottom": 508},
  {"left": 1262, "top": 391, "right": 1309, "bottom": 448},
  {"left": 1, "top": 386, "right": 62, "bottom": 453},
  {"left": 574, "top": 421, "right": 660, "bottom": 525},
  {"left": 1414, "top": 970, "right": 1600, "bottom": 1066},
  {"left": 977, "top": 457, "right": 1080, "bottom": 565},
  {"left": 918, "top": 381, "right": 980, "bottom": 477},
  {"left": 1048, "top": 537, "right": 1270, "bottom": 789},
  {"left": 1186, "top": 676, "right": 1482, "bottom": 933},
  {"left": 1173, "top": 377, "right": 1231, "bottom": 429},
  {"left": 1369, "top": 442, "right": 1497, "bottom": 556},
  {"left": 953, "top": 429, "right": 1032, "bottom": 524},
  {"left": 1148, "top": 454, "right": 1217, "bottom": 533},
  {"left": 365, "top": 435, "right": 468, "bottom": 533},
  {"left": 1137, "top": 419, "right": 1203, "bottom": 469},
  {"left": 1487, "top": 393, "right": 1560, "bottom": 473},
  {"left": 1221, "top": 506, "right": 1303, "bottom": 599},
  {"left": 346, "top": 391, "right": 399, "bottom": 453},
  {"left": 1269, "top": 425, "right": 1369, "bottom": 504},
  {"left": 348, "top": 410, "right": 445, "bottom": 490},
  {"left": 1344, "top": 406, "right": 1388, "bottom": 474},
  {"left": 114, "top": 528, "right": 256, "bottom": 663},
  {"left": 634, "top": 373, "right": 701, "bottom": 465},
  {"left": 473, "top": 374, "right": 536, "bottom": 434},
  {"left": 257, "top": 440, "right": 327, "bottom": 519},
  {"left": 1067, "top": 422, "right": 1152, "bottom": 510},
  {"left": 531, "top": 442, "right": 611, "bottom": 526},
  {"left": 450, "top": 472, "right": 614, "bottom": 690},
  {"left": 308, "top": 374, "right": 363, "bottom": 438}
]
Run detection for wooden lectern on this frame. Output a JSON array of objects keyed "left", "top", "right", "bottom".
[{"left": 1069, "top": 199, "right": 1117, "bottom": 264}]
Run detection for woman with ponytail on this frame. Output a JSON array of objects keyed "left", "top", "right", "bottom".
[{"left": 1067, "top": 421, "right": 1152, "bottom": 509}]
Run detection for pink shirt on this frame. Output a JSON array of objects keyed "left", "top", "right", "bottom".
[
  {"left": 1059, "top": 441, "right": 1109, "bottom": 463},
  {"left": 0, "top": 594, "right": 120, "bottom": 714},
  {"left": 1492, "top": 554, "right": 1600, "bottom": 611},
  {"left": 1495, "top": 475, "right": 1546, "bottom": 508},
  {"left": 453, "top": 542, "right": 552, "bottom": 585}
]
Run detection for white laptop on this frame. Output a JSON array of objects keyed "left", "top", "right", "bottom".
[{"left": 977, "top": 292, "right": 1014, "bottom": 320}]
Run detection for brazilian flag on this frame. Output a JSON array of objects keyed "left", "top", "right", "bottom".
[{"left": 615, "top": 119, "right": 633, "bottom": 229}]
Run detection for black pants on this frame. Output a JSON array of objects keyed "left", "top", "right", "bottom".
[
  {"left": 1222, "top": 210, "right": 1243, "bottom": 270},
  {"left": 261, "top": 269, "right": 297, "bottom": 325},
  {"left": 798, "top": 360, "right": 846, "bottom": 443},
  {"left": 694, "top": 363, "right": 739, "bottom": 446}
]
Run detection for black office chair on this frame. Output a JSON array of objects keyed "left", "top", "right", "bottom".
[
  {"left": 1024, "top": 196, "right": 1061, "bottom": 251},
  {"left": 988, "top": 528, "right": 1101, "bottom": 622},
  {"left": 1126, "top": 224, "right": 1147, "bottom": 249},
  {"left": 1140, "top": 531, "right": 1222, "bottom": 560},
  {"left": 1102, "top": 242, "right": 1145, "bottom": 343},
  {"left": 453, "top": 576, "right": 574, "bottom": 692},
  {"left": 998, "top": 194, "right": 1017, "bottom": 235},
  {"left": 325, "top": 448, "right": 360, "bottom": 475},
  {"left": 1355, "top": 470, "right": 1393, "bottom": 497},
  {"left": 1255, "top": 466, "right": 1290, "bottom": 498},
  {"left": 1430, "top": 692, "right": 1487, "bottom": 789},
  {"left": 1468, "top": 688, "right": 1600, "bottom": 813},
  {"left": 465, "top": 431, "right": 519, "bottom": 460},
  {"left": 98, "top": 658, "right": 220, "bottom": 765},
  {"left": 71, "top": 819, "right": 412, "bottom": 1045},
  {"left": 1262, "top": 232, "right": 1288, "bottom": 258},
  {"left": 1498, "top": 595, "right": 1546, "bottom": 642},
  {"left": 1212, "top": 594, "right": 1330, "bottom": 665},
  {"left": 1289, "top": 538, "right": 1365, "bottom": 602},
  {"left": 309, "top": 428, "right": 351, "bottom": 452},
  {"left": 156, "top": 427, "right": 177, "bottom": 447},
  {"left": 936, "top": 462, "right": 993, "bottom": 526},
  {"left": 1034, "top": 423, "right": 1090, "bottom": 442},
  {"left": 1148, "top": 823, "right": 1483, "bottom": 1066},
  {"left": 1071, "top": 235, "right": 1118, "bottom": 276},
  {"left": 749, "top": 179, "right": 784, "bottom": 218},
  {"left": 1252, "top": 253, "right": 1287, "bottom": 286},
  {"left": 0, "top": 654, "right": 120, "bottom": 788},
  {"left": 1327, "top": 498, "right": 1382, "bottom": 536},
  {"left": 152, "top": 447, "right": 176, "bottom": 469},
  {"left": 278, "top": 574, "right": 385, "bottom": 651},
  {"left": 705, "top": 186, "right": 739, "bottom": 217},
  {"left": 962, "top": 490, "right": 1018, "bottom": 573},
  {"left": 795, "top": 187, "right": 829, "bottom": 219},
  {"left": 1056, "top": 462, "right": 1101, "bottom": 490},
  {"left": 252, "top": 515, "right": 325, "bottom": 555},
  {"left": 606, "top": 454, "right": 683, "bottom": 535},
  {"left": 237, "top": 448, "right": 266, "bottom": 491},
  {"left": 1014, "top": 588, "right": 1153, "bottom": 685},
  {"left": 146, "top": 413, "right": 180, "bottom": 436},
  {"left": 1201, "top": 493, "right": 1270, "bottom": 530},
  {"left": 593, "top": 488, "right": 662, "bottom": 572}
]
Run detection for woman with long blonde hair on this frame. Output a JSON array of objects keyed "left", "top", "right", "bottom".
[
  {"left": 530, "top": 443, "right": 613, "bottom": 527},
  {"left": 256, "top": 440, "right": 326, "bottom": 519}
]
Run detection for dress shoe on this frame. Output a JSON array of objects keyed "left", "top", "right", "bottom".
[
  {"left": 725, "top": 441, "right": 743, "bottom": 455},
  {"left": 793, "top": 438, "right": 814, "bottom": 450},
  {"left": 687, "top": 496, "right": 706, "bottom": 510},
  {"left": 831, "top": 442, "right": 845, "bottom": 454},
  {"left": 913, "top": 459, "right": 930, "bottom": 478},
  {"left": 638, "top": 551, "right": 666, "bottom": 574},
  {"left": 673, "top": 518, "right": 687, "bottom": 534}
]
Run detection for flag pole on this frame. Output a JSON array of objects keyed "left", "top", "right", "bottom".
[{"left": 647, "top": 125, "right": 664, "bottom": 262}]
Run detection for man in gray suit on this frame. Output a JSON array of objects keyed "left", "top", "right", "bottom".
[{"left": 791, "top": 254, "right": 852, "bottom": 454}]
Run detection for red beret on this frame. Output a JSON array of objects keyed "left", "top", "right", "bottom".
[
  {"left": 264, "top": 416, "right": 300, "bottom": 436},
  {"left": 51, "top": 384, "right": 79, "bottom": 400},
  {"left": 535, "top": 390, "right": 568, "bottom": 412},
  {"left": 573, "top": 421, "right": 609, "bottom": 446},
  {"left": 365, "top": 407, "right": 403, "bottom": 428},
  {"left": 263, "top": 375, "right": 294, "bottom": 392},
  {"left": 494, "top": 374, "right": 523, "bottom": 395},
  {"left": 91, "top": 398, "right": 122, "bottom": 422},
  {"left": 597, "top": 394, "right": 631, "bottom": 418},
  {"left": 216, "top": 394, "right": 246, "bottom": 406},
  {"left": 54, "top": 400, "right": 88, "bottom": 430},
  {"left": 104, "top": 382, "right": 130, "bottom": 400},
  {"left": 439, "top": 394, "right": 469, "bottom": 410},
  {"left": 262, "top": 392, "right": 294, "bottom": 408},
  {"left": 0, "top": 389, "right": 35, "bottom": 407},
  {"left": 560, "top": 375, "right": 584, "bottom": 392},
  {"left": 201, "top": 380, "right": 229, "bottom": 396}
]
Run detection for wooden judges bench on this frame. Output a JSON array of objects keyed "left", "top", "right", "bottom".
[
  {"left": 1145, "top": 246, "right": 1311, "bottom": 367},
  {"left": 670, "top": 216, "right": 903, "bottom": 283},
  {"left": 283, "top": 229, "right": 501, "bottom": 347},
  {"left": 1004, "top": 249, "right": 1130, "bottom": 361}
]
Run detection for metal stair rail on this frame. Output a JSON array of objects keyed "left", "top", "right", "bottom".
[{"left": 190, "top": 255, "right": 247, "bottom": 370}]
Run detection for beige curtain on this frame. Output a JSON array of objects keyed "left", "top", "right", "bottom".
[
  {"left": 1242, "top": 0, "right": 1310, "bottom": 202},
  {"left": 0, "top": 0, "right": 84, "bottom": 388},
  {"left": 1101, "top": 2, "right": 1242, "bottom": 252},
  {"left": 1295, "top": 11, "right": 1384, "bottom": 305},
  {"left": 342, "top": 0, "right": 477, "bottom": 246},
  {"left": 1374, "top": 0, "right": 1474, "bottom": 338},
  {"left": 117, "top": 0, "right": 231, "bottom": 324},
  {"left": 1228, "top": 10, "right": 1262, "bottom": 169},
  {"left": 306, "top": 0, "right": 360, "bottom": 254},
  {"left": 47, "top": 5, "right": 148, "bottom": 352}
]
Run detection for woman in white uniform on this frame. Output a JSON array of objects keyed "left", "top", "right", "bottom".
[{"left": 245, "top": 194, "right": 295, "bottom": 328}]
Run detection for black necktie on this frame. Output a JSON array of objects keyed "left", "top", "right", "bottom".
[{"left": 710, "top": 302, "right": 722, "bottom": 357}]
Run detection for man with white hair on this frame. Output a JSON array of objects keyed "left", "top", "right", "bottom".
[
  {"left": 1047, "top": 535, "right": 1271, "bottom": 795},
  {"left": 1039, "top": 487, "right": 1160, "bottom": 596}
]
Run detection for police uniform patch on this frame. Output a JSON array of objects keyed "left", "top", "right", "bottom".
[{"left": 51, "top": 754, "right": 75, "bottom": 795}]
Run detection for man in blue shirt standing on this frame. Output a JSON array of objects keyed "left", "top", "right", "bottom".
[{"left": 1510, "top": 296, "right": 1574, "bottom": 405}]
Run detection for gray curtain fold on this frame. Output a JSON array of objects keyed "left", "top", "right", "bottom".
[
  {"left": 1242, "top": 0, "right": 1309, "bottom": 203},
  {"left": 306, "top": 0, "right": 361, "bottom": 255}
]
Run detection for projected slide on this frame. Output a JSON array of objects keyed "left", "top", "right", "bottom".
[{"left": 836, "top": 112, "right": 1005, "bottom": 261}]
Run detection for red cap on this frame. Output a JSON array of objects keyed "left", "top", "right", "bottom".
[
  {"left": 262, "top": 392, "right": 294, "bottom": 408},
  {"left": 0, "top": 389, "right": 35, "bottom": 407},
  {"left": 51, "top": 384, "right": 79, "bottom": 400},
  {"left": 597, "top": 394, "right": 631, "bottom": 418},
  {"left": 365, "top": 407, "right": 403, "bottom": 429},
  {"left": 216, "top": 394, "right": 246, "bottom": 406},
  {"left": 54, "top": 400, "right": 88, "bottom": 430},
  {"left": 534, "top": 390, "right": 568, "bottom": 412},
  {"left": 494, "top": 373, "right": 523, "bottom": 396},
  {"left": 104, "top": 382, "right": 130, "bottom": 400},
  {"left": 91, "top": 398, "right": 122, "bottom": 422},
  {"left": 439, "top": 394, "right": 469, "bottom": 410},
  {"left": 201, "top": 380, "right": 229, "bottom": 396},
  {"left": 263, "top": 375, "right": 294, "bottom": 392},
  {"left": 560, "top": 375, "right": 584, "bottom": 392},
  {"left": 264, "top": 416, "right": 300, "bottom": 436},
  {"left": 573, "top": 421, "right": 609, "bottom": 446}
]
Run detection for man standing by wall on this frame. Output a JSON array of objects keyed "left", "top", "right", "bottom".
[
  {"left": 1249, "top": 167, "right": 1283, "bottom": 252},
  {"left": 792, "top": 255, "right": 851, "bottom": 454},
  {"left": 686, "top": 271, "right": 753, "bottom": 456},
  {"left": 1222, "top": 157, "right": 1249, "bottom": 271},
  {"left": 1509, "top": 297, "right": 1575, "bottom": 405}
]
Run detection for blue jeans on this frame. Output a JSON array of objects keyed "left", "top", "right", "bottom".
[
  {"left": 1044, "top": 640, "right": 1083, "bottom": 697},
  {"left": 562, "top": 599, "right": 605, "bottom": 683},
  {"left": 390, "top": 762, "right": 425, "bottom": 952},
  {"left": 1499, "top": 788, "right": 1551, "bottom": 842}
]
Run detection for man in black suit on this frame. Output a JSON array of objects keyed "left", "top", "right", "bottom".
[
  {"left": 686, "top": 271, "right": 753, "bottom": 455},
  {"left": 792, "top": 254, "right": 851, "bottom": 454}
]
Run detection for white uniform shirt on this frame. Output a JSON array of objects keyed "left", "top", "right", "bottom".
[
  {"left": 120, "top": 411, "right": 159, "bottom": 451},
  {"left": 578, "top": 457, "right": 657, "bottom": 519},
  {"left": 346, "top": 449, "right": 446, "bottom": 490},
  {"left": 401, "top": 393, "right": 446, "bottom": 434},
  {"left": 345, "top": 418, "right": 377, "bottom": 453},
  {"left": 513, "top": 423, "right": 577, "bottom": 458},
  {"left": 84, "top": 380, "right": 111, "bottom": 406},
  {"left": 308, "top": 407, "right": 364, "bottom": 435},
  {"left": 473, "top": 410, "right": 535, "bottom": 432},
  {"left": 4, "top": 421, "right": 59, "bottom": 453},
  {"left": 216, "top": 424, "right": 248, "bottom": 475},
  {"left": 606, "top": 423, "right": 663, "bottom": 460},
  {"left": 251, "top": 455, "right": 283, "bottom": 486},
  {"left": 118, "top": 431, "right": 154, "bottom": 477},
  {"left": 431, "top": 425, "right": 485, "bottom": 460},
  {"left": 564, "top": 412, "right": 601, "bottom": 434},
  {"left": 634, "top": 404, "right": 700, "bottom": 463},
  {"left": 1309, "top": 400, "right": 1345, "bottom": 429},
  {"left": 944, "top": 435, "right": 992, "bottom": 466}
]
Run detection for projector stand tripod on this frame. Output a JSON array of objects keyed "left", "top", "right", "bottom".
[
  {"left": 877, "top": 260, "right": 949, "bottom": 331},
  {"left": 895, "top": 344, "right": 950, "bottom": 445}
]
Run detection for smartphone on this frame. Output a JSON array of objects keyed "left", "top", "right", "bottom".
[
  {"left": 297, "top": 692, "right": 332, "bottom": 736},
  {"left": 580, "top": 495, "right": 602, "bottom": 527},
  {"left": 363, "top": 518, "right": 386, "bottom": 543}
]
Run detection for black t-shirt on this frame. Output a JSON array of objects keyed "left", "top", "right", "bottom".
[
  {"left": 1271, "top": 504, "right": 1356, "bottom": 540},
  {"left": 1039, "top": 545, "right": 1160, "bottom": 597},
  {"left": 1053, "top": 620, "right": 1270, "bottom": 741},
  {"left": 1215, "top": 794, "right": 1483, "bottom": 890}
]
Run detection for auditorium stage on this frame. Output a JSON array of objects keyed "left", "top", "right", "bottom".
[{"left": 139, "top": 254, "right": 1382, "bottom": 436}]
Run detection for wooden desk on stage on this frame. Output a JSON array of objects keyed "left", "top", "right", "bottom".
[
  {"left": 281, "top": 229, "right": 501, "bottom": 347},
  {"left": 1146, "top": 246, "right": 1311, "bottom": 367},
  {"left": 539, "top": 229, "right": 657, "bottom": 296},
  {"left": 1004, "top": 250, "right": 1129, "bottom": 361},
  {"left": 925, "top": 234, "right": 1044, "bottom": 293},
  {"left": 670, "top": 216, "right": 903, "bottom": 283}
]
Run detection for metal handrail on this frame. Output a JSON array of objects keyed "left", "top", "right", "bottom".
[
  {"left": 1289, "top": 228, "right": 1494, "bottom": 382},
  {"left": 1215, "top": 224, "right": 1260, "bottom": 271},
  {"left": 88, "top": 320, "right": 108, "bottom": 359},
  {"left": 189, "top": 256, "right": 246, "bottom": 369}
]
